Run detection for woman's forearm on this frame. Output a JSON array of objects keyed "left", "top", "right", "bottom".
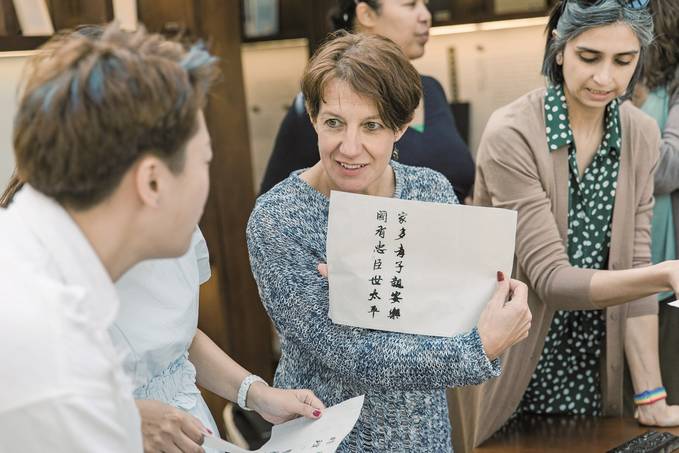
[
  {"left": 590, "top": 262, "right": 673, "bottom": 308},
  {"left": 622, "top": 315, "right": 679, "bottom": 427},
  {"left": 624, "top": 315, "right": 663, "bottom": 393},
  {"left": 188, "top": 328, "right": 250, "bottom": 402},
  {"left": 187, "top": 328, "right": 324, "bottom": 424}
]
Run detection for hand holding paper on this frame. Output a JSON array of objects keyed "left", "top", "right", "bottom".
[
  {"left": 476, "top": 272, "right": 531, "bottom": 360},
  {"left": 246, "top": 384, "right": 325, "bottom": 424},
  {"left": 202, "top": 395, "right": 364, "bottom": 453},
  {"left": 320, "top": 265, "right": 531, "bottom": 360}
]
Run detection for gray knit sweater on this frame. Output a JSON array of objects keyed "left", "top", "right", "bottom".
[{"left": 247, "top": 161, "right": 501, "bottom": 452}]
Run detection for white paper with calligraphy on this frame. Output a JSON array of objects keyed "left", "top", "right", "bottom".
[
  {"left": 202, "top": 395, "right": 364, "bottom": 452},
  {"left": 327, "top": 191, "right": 517, "bottom": 337}
]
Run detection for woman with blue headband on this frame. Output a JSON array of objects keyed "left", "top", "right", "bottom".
[{"left": 450, "top": 1, "right": 679, "bottom": 450}]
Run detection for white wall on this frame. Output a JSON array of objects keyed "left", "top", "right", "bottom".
[
  {"left": 411, "top": 23, "right": 548, "bottom": 154},
  {"left": 0, "top": 52, "right": 32, "bottom": 188},
  {"left": 241, "top": 39, "right": 309, "bottom": 192}
]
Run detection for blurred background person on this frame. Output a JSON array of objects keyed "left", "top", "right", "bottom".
[{"left": 259, "top": 0, "right": 475, "bottom": 202}]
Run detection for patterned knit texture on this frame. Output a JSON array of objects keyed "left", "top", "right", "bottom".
[{"left": 247, "top": 161, "right": 502, "bottom": 452}]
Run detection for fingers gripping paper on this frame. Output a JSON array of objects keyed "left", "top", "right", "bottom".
[
  {"left": 327, "top": 191, "right": 517, "bottom": 337},
  {"left": 203, "top": 395, "right": 364, "bottom": 452}
]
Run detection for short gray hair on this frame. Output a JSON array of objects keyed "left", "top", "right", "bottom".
[{"left": 542, "top": 0, "right": 654, "bottom": 97}]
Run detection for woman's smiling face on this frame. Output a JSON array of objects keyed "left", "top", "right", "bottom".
[{"left": 312, "top": 78, "right": 404, "bottom": 196}]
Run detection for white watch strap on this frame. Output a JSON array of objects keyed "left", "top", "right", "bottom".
[{"left": 237, "top": 374, "right": 267, "bottom": 411}]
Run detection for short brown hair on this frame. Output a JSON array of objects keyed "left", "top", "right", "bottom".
[
  {"left": 13, "top": 23, "right": 219, "bottom": 209},
  {"left": 302, "top": 31, "right": 421, "bottom": 131}
]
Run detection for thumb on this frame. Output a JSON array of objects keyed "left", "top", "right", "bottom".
[
  {"left": 317, "top": 263, "right": 328, "bottom": 278},
  {"left": 489, "top": 271, "right": 510, "bottom": 306},
  {"left": 294, "top": 390, "right": 324, "bottom": 420}
]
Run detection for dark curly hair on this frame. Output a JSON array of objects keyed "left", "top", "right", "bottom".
[{"left": 643, "top": 0, "right": 679, "bottom": 95}]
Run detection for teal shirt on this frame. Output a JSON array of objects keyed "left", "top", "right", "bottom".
[
  {"left": 641, "top": 87, "right": 675, "bottom": 301},
  {"left": 519, "top": 84, "right": 621, "bottom": 416}
]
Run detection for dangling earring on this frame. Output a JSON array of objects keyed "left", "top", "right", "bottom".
[
  {"left": 556, "top": 53, "right": 563, "bottom": 65},
  {"left": 391, "top": 146, "right": 399, "bottom": 161}
]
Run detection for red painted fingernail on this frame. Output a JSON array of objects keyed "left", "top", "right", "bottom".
[
  {"left": 313, "top": 410, "right": 321, "bottom": 417},
  {"left": 497, "top": 271, "right": 504, "bottom": 282},
  {"left": 206, "top": 428, "right": 213, "bottom": 434}
]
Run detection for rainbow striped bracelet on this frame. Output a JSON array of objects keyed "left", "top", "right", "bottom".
[{"left": 633, "top": 386, "right": 667, "bottom": 406}]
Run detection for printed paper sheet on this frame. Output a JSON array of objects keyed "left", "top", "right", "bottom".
[{"left": 327, "top": 191, "right": 517, "bottom": 337}]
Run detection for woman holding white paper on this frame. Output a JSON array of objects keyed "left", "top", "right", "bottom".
[
  {"left": 450, "top": 1, "right": 679, "bottom": 451},
  {"left": 247, "top": 32, "right": 531, "bottom": 452}
]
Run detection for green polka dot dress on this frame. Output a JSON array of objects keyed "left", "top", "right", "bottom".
[{"left": 519, "top": 84, "right": 621, "bottom": 416}]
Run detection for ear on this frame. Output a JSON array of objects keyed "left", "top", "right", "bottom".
[
  {"left": 354, "top": 2, "right": 379, "bottom": 30},
  {"left": 134, "top": 155, "right": 163, "bottom": 208}
]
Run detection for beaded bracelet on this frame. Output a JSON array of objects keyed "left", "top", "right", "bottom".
[
  {"left": 237, "top": 374, "right": 268, "bottom": 411},
  {"left": 633, "top": 386, "right": 667, "bottom": 406}
]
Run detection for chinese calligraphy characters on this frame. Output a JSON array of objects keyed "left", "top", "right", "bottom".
[{"left": 367, "top": 209, "right": 408, "bottom": 321}]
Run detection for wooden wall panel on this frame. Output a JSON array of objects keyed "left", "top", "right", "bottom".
[
  {"left": 196, "top": 0, "right": 274, "bottom": 378},
  {"left": 137, "top": 0, "right": 197, "bottom": 35},
  {"left": 307, "top": 0, "right": 336, "bottom": 55},
  {"left": 0, "top": 0, "right": 19, "bottom": 35},
  {"left": 47, "top": 0, "right": 112, "bottom": 29}
]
